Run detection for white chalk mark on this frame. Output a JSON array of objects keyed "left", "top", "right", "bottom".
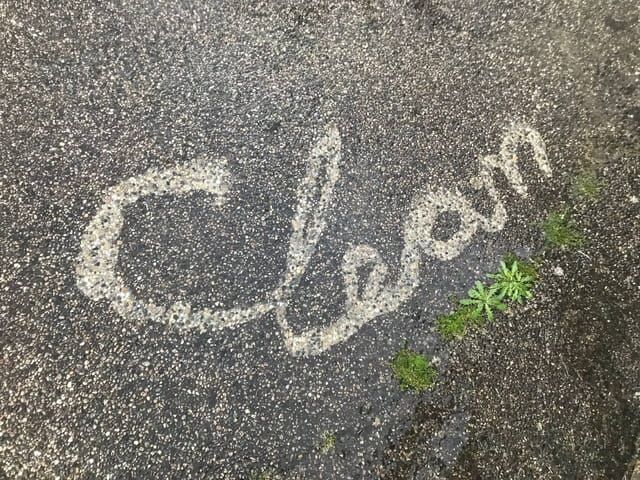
[
  {"left": 76, "top": 122, "right": 551, "bottom": 356},
  {"left": 278, "top": 122, "right": 551, "bottom": 356},
  {"left": 479, "top": 122, "right": 551, "bottom": 197},
  {"left": 273, "top": 124, "right": 342, "bottom": 350},
  {"left": 75, "top": 157, "right": 278, "bottom": 331}
]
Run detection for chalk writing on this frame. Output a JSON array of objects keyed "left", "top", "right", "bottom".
[{"left": 76, "top": 123, "right": 550, "bottom": 356}]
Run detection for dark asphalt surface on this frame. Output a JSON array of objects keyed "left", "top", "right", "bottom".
[{"left": 1, "top": 1, "right": 639, "bottom": 479}]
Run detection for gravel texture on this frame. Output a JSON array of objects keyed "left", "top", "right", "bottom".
[{"left": 1, "top": 1, "right": 638, "bottom": 478}]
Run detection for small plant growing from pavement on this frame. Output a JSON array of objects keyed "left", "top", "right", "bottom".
[
  {"left": 437, "top": 305, "right": 483, "bottom": 340},
  {"left": 488, "top": 260, "right": 534, "bottom": 303},
  {"left": 460, "top": 281, "right": 506, "bottom": 322},
  {"left": 542, "top": 209, "right": 584, "bottom": 249},
  {"left": 319, "top": 431, "right": 336, "bottom": 454},
  {"left": 502, "top": 253, "right": 538, "bottom": 281},
  {"left": 391, "top": 348, "right": 437, "bottom": 392},
  {"left": 572, "top": 168, "right": 601, "bottom": 201},
  {"left": 438, "top": 255, "right": 538, "bottom": 341}
]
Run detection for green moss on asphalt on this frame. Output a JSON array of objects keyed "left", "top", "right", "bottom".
[
  {"left": 542, "top": 209, "right": 584, "bottom": 249},
  {"left": 572, "top": 168, "right": 601, "bottom": 201},
  {"left": 437, "top": 305, "right": 484, "bottom": 340},
  {"left": 319, "top": 431, "right": 336, "bottom": 454},
  {"left": 391, "top": 349, "right": 437, "bottom": 392}
]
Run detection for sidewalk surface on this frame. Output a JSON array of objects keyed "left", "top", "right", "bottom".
[{"left": 1, "top": 1, "right": 639, "bottom": 478}]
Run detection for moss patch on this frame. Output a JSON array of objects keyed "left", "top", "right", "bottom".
[
  {"left": 391, "top": 349, "right": 437, "bottom": 392},
  {"left": 437, "top": 305, "right": 483, "bottom": 340},
  {"left": 542, "top": 209, "right": 584, "bottom": 249},
  {"left": 319, "top": 431, "right": 336, "bottom": 454},
  {"left": 572, "top": 168, "right": 601, "bottom": 201}
]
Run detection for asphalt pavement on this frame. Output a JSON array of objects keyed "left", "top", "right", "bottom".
[{"left": 1, "top": 1, "right": 639, "bottom": 478}]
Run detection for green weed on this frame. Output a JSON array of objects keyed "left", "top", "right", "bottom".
[
  {"left": 438, "top": 255, "right": 539, "bottom": 341},
  {"left": 391, "top": 348, "right": 437, "bottom": 392},
  {"left": 542, "top": 210, "right": 584, "bottom": 248},
  {"left": 460, "top": 281, "right": 506, "bottom": 322},
  {"left": 488, "top": 260, "right": 534, "bottom": 303},
  {"left": 503, "top": 253, "right": 539, "bottom": 281}
]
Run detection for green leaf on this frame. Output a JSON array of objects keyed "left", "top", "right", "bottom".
[{"left": 485, "top": 307, "right": 494, "bottom": 322}]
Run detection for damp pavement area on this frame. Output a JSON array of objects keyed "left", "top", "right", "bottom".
[{"left": 1, "top": 1, "right": 639, "bottom": 479}]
